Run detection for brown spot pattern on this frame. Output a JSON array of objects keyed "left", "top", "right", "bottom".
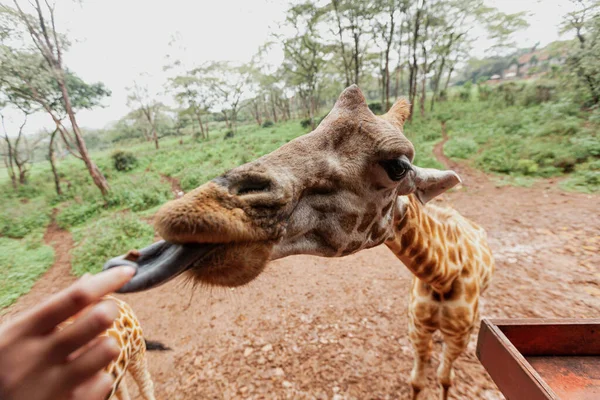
[
  {"left": 357, "top": 203, "right": 377, "bottom": 232},
  {"left": 338, "top": 213, "right": 358, "bottom": 234}
]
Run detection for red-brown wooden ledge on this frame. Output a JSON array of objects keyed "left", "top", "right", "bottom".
[{"left": 476, "top": 318, "right": 600, "bottom": 400}]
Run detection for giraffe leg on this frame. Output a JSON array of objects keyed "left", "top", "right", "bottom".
[
  {"left": 114, "top": 379, "right": 131, "bottom": 400},
  {"left": 129, "top": 351, "right": 156, "bottom": 400},
  {"left": 437, "top": 331, "right": 471, "bottom": 400},
  {"left": 408, "top": 317, "right": 435, "bottom": 399}
]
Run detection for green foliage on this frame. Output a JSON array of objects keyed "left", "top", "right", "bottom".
[
  {"left": 0, "top": 198, "right": 51, "bottom": 238},
  {"left": 224, "top": 130, "right": 235, "bottom": 139},
  {"left": 445, "top": 137, "right": 479, "bottom": 159},
  {"left": 459, "top": 81, "right": 472, "bottom": 101},
  {"left": 368, "top": 102, "right": 383, "bottom": 114},
  {"left": 0, "top": 236, "right": 54, "bottom": 309},
  {"left": 105, "top": 174, "right": 170, "bottom": 212},
  {"left": 300, "top": 118, "right": 312, "bottom": 129},
  {"left": 262, "top": 120, "right": 274, "bottom": 128},
  {"left": 437, "top": 86, "right": 599, "bottom": 191},
  {"left": 71, "top": 214, "right": 154, "bottom": 276},
  {"left": 111, "top": 150, "right": 138, "bottom": 171},
  {"left": 516, "top": 159, "right": 539, "bottom": 175},
  {"left": 521, "top": 81, "right": 557, "bottom": 106},
  {"left": 56, "top": 202, "right": 103, "bottom": 229}
]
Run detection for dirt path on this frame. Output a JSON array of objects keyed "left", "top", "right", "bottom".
[
  {"left": 2, "top": 144, "right": 599, "bottom": 399},
  {"left": 161, "top": 173, "right": 184, "bottom": 199},
  {"left": 2, "top": 210, "right": 77, "bottom": 320}
]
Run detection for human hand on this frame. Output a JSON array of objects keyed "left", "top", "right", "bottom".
[{"left": 0, "top": 266, "right": 135, "bottom": 400}]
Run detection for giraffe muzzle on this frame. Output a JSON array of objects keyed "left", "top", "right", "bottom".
[{"left": 102, "top": 240, "right": 218, "bottom": 292}]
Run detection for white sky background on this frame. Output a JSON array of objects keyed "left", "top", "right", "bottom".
[{"left": 2, "top": 0, "right": 579, "bottom": 134}]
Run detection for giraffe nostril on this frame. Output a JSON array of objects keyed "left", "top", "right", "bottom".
[{"left": 234, "top": 176, "right": 273, "bottom": 196}]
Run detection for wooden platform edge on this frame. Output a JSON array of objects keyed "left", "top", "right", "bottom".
[{"left": 476, "top": 318, "right": 559, "bottom": 400}]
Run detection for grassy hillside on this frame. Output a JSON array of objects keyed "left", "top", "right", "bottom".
[{"left": 0, "top": 91, "right": 598, "bottom": 308}]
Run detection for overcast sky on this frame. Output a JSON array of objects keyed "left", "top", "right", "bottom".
[{"left": 3, "top": 0, "right": 578, "bottom": 134}]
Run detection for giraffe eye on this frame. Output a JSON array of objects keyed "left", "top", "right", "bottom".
[{"left": 379, "top": 157, "right": 412, "bottom": 181}]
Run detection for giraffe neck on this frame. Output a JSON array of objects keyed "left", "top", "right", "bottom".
[{"left": 385, "top": 195, "right": 463, "bottom": 293}]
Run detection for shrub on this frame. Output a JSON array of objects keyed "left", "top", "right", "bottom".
[
  {"left": 553, "top": 157, "right": 577, "bottom": 173},
  {"left": 262, "top": 120, "right": 274, "bottom": 128},
  {"left": 536, "top": 117, "right": 580, "bottom": 136},
  {"left": 444, "top": 137, "right": 479, "bottom": 159},
  {"left": 300, "top": 118, "right": 312, "bottom": 129},
  {"left": 111, "top": 150, "right": 138, "bottom": 172},
  {"left": 368, "top": 102, "right": 383, "bottom": 114},
  {"left": 493, "top": 82, "right": 524, "bottom": 106},
  {"left": 459, "top": 81, "right": 472, "bottom": 101},
  {"left": 561, "top": 170, "right": 600, "bottom": 193},
  {"left": 477, "top": 83, "right": 492, "bottom": 101},
  {"left": 56, "top": 202, "right": 102, "bottom": 229},
  {"left": 571, "top": 135, "right": 600, "bottom": 160},
  {"left": 516, "top": 159, "right": 539, "bottom": 175},
  {"left": 522, "top": 82, "right": 556, "bottom": 106},
  {"left": 71, "top": 214, "right": 155, "bottom": 276}
]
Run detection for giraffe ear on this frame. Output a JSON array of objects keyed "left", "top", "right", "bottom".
[
  {"left": 412, "top": 166, "right": 461, "bottom": 204},
  {"left": 382, "top": 98, "right": 410, "bottom": 130}
]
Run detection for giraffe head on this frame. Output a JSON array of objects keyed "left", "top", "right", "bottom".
[{"left": 105, "top": 85, "right": 460, "bottom": 292}]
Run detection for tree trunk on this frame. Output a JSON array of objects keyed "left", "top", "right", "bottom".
[
  {"left": 57, "top": 74, "right": 109, "bottom": 196},
  {"left": 270, "top": 93, "right": 278, "bottom": 123},
  {"left": 222, "top": 111, "right": 230, "bottom": 129},
  {"left": 431, "top": 56, "right": 446, "bottom": 112},
  {"left": 420, "top": 74, "right": 426, "bottom": 117},
  {"left": 443, "top": 65, "right": 454, "bottom": 93},
  {"left": 332, "top": 0, "right": 352, "bottom": 87},
  {"left": 384, "top": 49, "right": 391, "bottom": 111},
  {"left": 252, "top": 101, "right": 262, "bottom": 126},
  {"left": 49, "top": 128, "right": 62, "bottom": 196},
  {"left": 409, "top": 4, "right": 422, "bottom": 121},
  {"left": 18, "top": 166, "right": 27, "bottom": 184},
  {"left": 194, "top": 107, "right": 206, "bottom": 139},
  {"left": 2, "top": 138, "right": 17, "bottom": 189},
  {"left": 353, "top": 31, "right": 360, "bottom": 85},
  {"left": 2, "top": 152, "right": 17, "bottom": 189}
]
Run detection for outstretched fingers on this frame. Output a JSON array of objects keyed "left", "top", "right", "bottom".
[
  {"left": 21, "top": 266, "right": 135, "bottom": 335},
  {"left": 50, "top": 299, "right": 119, "bottom": 361},
  {"left": 63, "top": 336, "right": 120, "bottom": 389}
]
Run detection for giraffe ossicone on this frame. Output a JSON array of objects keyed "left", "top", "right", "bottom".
[{"left": 103, "top": 85, "right": 461, "bottom": 291}]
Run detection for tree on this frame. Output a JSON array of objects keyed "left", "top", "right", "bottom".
[
  {"left": 329, "top": 0, "right": 375, "bottom": 86},
  {"left": 195, "top": 62, "right": 251, "bottom": 134},
  {"left": 0, "top": 108, "right": 40, "bottom": 186},
  {"left": 483, "top": 10, "right": 529, "bottom": 55},
  {"left": 1, "top": 1, "right": 112, "bottom": 195},
  {"left": 169, "top": 73, "right": 213, "bottom": 139},
  {"left": 47, "top": 127, "right": 61, "bottom": 195},
  {"left": 372, "top": 0, "right": 400, "bottom": 111},
  {"left": 279, "top": 2, "right": 327, "bottom": 129},
  {"left": 127, "top": 81, "right": 164, "bottom": 149},
  {"left": 561, "top": 0, "right": 600, "bottom": 104}
]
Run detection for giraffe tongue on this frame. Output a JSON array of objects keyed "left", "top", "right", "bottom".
[{"left": 102, "top": 240, "right": 216, "bottom": 293}]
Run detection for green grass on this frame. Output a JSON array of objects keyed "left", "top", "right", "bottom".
[
  {"left": 0, "top": 197, "right": 52, "bottom": 238},
  {"left": 0, "top": 235, "right": 54, "bottom": 309},
  {"left": 424, "top": 95, "right": 599, "bottom": 191},
  {"left": 71, "top": 213, "right": 155, "bottom": 276}
]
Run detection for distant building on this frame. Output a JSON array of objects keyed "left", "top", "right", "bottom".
[{"left": 486, "top": 43, "right": 567, "bottom": 84}]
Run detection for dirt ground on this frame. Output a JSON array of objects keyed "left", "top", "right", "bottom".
[{"left": 2, "top": 137, "right": 599, "bottom": 400}]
